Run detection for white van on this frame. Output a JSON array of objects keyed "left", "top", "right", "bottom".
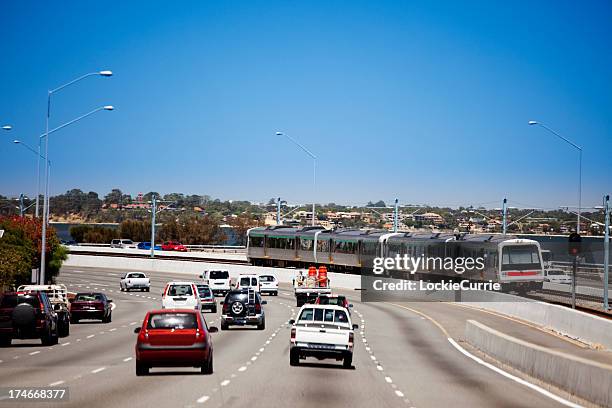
[
  {"left": 200, "top": 270, "right": 231, "bottom": 296},
  {"left": 110, "top": 239, "right": 136, "bottom": 249},
  {"left": 235, "top": 274, "right": 260, "bottom": 293},
  {"left": 161, "top": 282, "right": 201, "bottom": 311}
]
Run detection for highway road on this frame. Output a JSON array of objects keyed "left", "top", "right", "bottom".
[{"left": 0, "top": 266, "right": 592, "bottom": 408}]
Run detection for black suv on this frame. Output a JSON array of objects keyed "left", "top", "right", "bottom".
[
  {"left": 0, "top": 291, "right": 59, "bottom": 346},
  {"left": 220, "top": 289, "right": 266, "bottom": 330}
]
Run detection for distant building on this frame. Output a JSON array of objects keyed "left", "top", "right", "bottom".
[{"left": 413, "top": 212, "right": 445, "bottom": 225}]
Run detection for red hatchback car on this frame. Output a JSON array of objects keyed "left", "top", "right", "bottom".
[
  {"left": 161, "top": 241, "right": 188, "bottom": 252},
  {"left": 134, "top": 309, "right": 217, "bottom": 376}
]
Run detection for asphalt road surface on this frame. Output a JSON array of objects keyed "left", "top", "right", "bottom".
[{"left": 0, "top": 266, "right": 590, "bottom": 408}]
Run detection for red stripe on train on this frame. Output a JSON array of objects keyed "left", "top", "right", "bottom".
[{"left": 507, "top": 271, "right": 539, "bottom": 276}]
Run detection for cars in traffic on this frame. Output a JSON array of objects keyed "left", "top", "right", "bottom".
[
  {"left": 70, "top": 292, "right": 113, "bottom": 323},
  {"left": 196, "top": 284, "right": 218, "bottom": 313},
  {"left": 235, "top": 274, "right": 260, "bottom": 292},
  {"left": 110, "top": 239, "right": 137, "bottom": 248},
  {"left": 259, "top": 274, "right": 278, "bottom": 296},
  {"left": 0, "top": 291, "right": 59, "bottom": 346},
  {"left": 120, "top": 272, "right": 151, "bottom": 292},
  {"left": 161, "top": 241, "right": 188, "bottom": 251},
  {"left": 293, "top": 270, "right": 332, "bottom": 306},
  {"left": 17, "top": 284, "right": 71, "bottom": 337},
  {"left": 134, "top": 309, "right": 218, "bottom": 375},
  {"left": 199, "top": 270, "right": 231, "bottom": 296},
  {"left": 289, "top": 304, "right": 358, "bottom": 368},
  {"left": 136, "top": 242, "right": 162, "bottom": 250},
  {"left": 544, "top": 269, "right": 572, "bottom": 284},
  {"left": 220, "top": 289, "right": 266, "bottom": 330},
  {"left": 162, "top": 282, "right": 201, "bottom": 311},
  {"left": 315, "top": 294, "right": 352, "bottom": 313}
]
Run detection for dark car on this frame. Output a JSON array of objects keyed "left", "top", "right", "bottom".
[
  {"left": 220, "top": 289, "right": 266, "bottom": 330},
  {"left": 134, "top": 309, "right": 218, "bottom": 376},
  {"left": 137, "top": 242, "right": 162, "bottom": 250},
  {"left": 70, "top": 292, "right": 113, "bottom": 323},
  {"left": 196, "top": 284, "right": 217, "bottom": 313},
  {"left": 0, "top": 291, "right": 59, "bottom": 346}
]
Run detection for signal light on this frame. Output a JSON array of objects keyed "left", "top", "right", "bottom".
[{"left": 568, "top": 233, "right": 582, "bottom": 256}]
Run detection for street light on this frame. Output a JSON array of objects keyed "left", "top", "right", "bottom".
[
  {"left": 528, "top": 120, "right": 582, "bottom": 234},
  {"left": 277, "top": 131, "right": 317, "bottom": 226},
  {"left": 39, "top": 68, "right": 113, "bottom": 285},
  {"left": 2, "top": 125, "right": 12, "bottom": 131}
]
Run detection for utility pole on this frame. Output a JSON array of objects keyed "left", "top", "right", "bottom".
[
  {"left": 393, "top": 198, "right": 399, "bottom": 233},
  {"left": 502, "top": 198, "right": 508, "bottom": 235},
  {"left": 19, "top": 194, "right": 25, "bottom": 217},
  {"left": 276, "top": 197, "right": 282, "bottom": 225},
  {"left": 150, "top": 195, "right": 157, "bottom": 259},
  {"left": 604, "top": 194, "right": 610, "bottom": 311}
]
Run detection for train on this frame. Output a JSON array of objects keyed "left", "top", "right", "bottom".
[{"left": 246, "top": 226, "right": 545, "bottom": 293}]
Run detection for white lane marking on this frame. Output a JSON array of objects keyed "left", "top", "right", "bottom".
[
  {"left": 129, "top": 322, "right": 137, "bottom": 325},
  {"left": 370, "top": 355, "right": 376, "bottom": 361},
  {"left": 395, "top": 390, "right": 405, "bottom": 398},
  {"left": 251, "top": 356, "right": 257, "bottom": 361},
  {"left": 13, "top": 356, "right": 19, "bottom": 359},
  {"left": 29, "top": 351, "right": 40, "bottom": 355},
  {"left": 110, "top": 302, "right": 117, "bottom": 311},
  {"left": 61, "top": 342, "right": 71, "bottom": 346},
  {"left": 197, "top": 395, "right": 210, "bottom": 404},
  {"left": 385, "top": 376, "right": 393, "bottom": 383},
  {"left": 123, "top": 357, "right": 133, "bottom": 362},
  {"left": 447, "top": 338, "right": 582, "bottom": 408},
  {"left": 109, "top": 328, "right": 117, "bottom": 332},
  {"left": 49, "top": 380, "right": 65, "bottom": 386},
  {"left": 220, "top": 380, "right": 230, "bottom": 386},
  {"left": 238, "top": 366, "right": 247, "bottom": 372},
  {"left": 86, "top": 334, "right": 95, "bottom": 339},
  {"left": 377, "top": 365, "right": 383, "bottom": 371},
  {"left": 91, "top": 367, "right": 106, "bottom": 374},
  {"left": 0, "top": 360, "right": 3, "bottom": 363},
  {"left": 259, "top": 347, "right": 264, "bottom": 352},
  {"left": 76, "top": 339, "right": 81, "bottom": 342}
]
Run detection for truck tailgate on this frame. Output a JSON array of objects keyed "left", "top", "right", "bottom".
[{"left": 296, "top": 324, "right": 349, "bottom": 347}]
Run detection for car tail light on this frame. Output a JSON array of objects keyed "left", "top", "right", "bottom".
[
  {"left": 255, "top": 303, "right": 261, "bottom": 313},
  {"left": 348, "top": 332, "right": 354, "bottom": 347},
  {"left": 222, "top": 302, "right": 230, "bottom": 313},
  {"left": 290, "top": 327, "right": 296, "bottom": 342}
]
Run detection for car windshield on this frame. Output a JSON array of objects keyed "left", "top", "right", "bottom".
[
  {"left": 75, "top": 294, "right": 104, "bottom": 302},
  {"left": 197, "top": 286, "right": 212, "bottom": 298},
  {"left": 147, "top": 313, "right": 198, "bottom": 329},
  {"left": 209, "top": 271, "right": 229, "bottom": 279},
  {"left": 168, "top": 285, "right": 193, "bottom": 296}
]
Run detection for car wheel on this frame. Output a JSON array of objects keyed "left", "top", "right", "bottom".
[
  {"left": 0, "top": 336, "right": 11, "bottom": 347},
  {"left": 136, "top": 361, "right": 149, "bottom": 376},
  {"left": 343, "top": 354, "right": 353, "bottom": 369},
  {"left": 145, "top": 288, "right": 150, "bottom": 292},
  {"left": 290, "top": 349, "right": 299, "bottom": 366},
  {"left": 201, "top": 354, "right": 213, "bottom": 374},
  {"left": 221, "top": 321, "right": 228, "bottom": 331},
  {"left": 257, "top": 318, "right": 265, "bottom": 330},
  {"left": 58, "top": 320, "right": 70, "bottom": 337},
  {"left": 104, "top": 312, "right": 112, "bottom": 323},
  {"left": 70, "top": 317, "right": 79, "bottom": 324}
]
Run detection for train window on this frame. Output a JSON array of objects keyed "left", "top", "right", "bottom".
[
  {"left": 501, "top": 245, "right": 541, "bottom": 271},
  {"left": 334, "top": 241, "right": 357, "bottom": 254},
  {"left": 317, "top": 239, "right": 330, "bottom": 252},
  {"left": 388, "top": 243, "right": 401, "bottom": 257},
  {"left": 249, "top": 236, "right": 264, "bottom": 248},
  {"left": 300, "top": 239, "right": 314, "bottom": 251}
]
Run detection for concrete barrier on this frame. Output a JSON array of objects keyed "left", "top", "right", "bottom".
[
  {"left": 63, "top": 254, "right": 362, "bottom": 290},
  {"left": 463, "top": 291, "right": 612, "bottom": 351},
  {"left": 465, "top": 319, "right": 612, "bottom": 407}
]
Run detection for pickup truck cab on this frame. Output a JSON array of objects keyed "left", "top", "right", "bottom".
[
  {"left": 200, "top": 270, "right": 231, "bottom": 296},
  {"left": 289, "top": 304, "right": 357, "bottom": 369},
  {"left": 120, "top": 272, "right": 151, "bottom": 292}
]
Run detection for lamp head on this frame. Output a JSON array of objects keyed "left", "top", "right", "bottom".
[
  {"left": 13, "top": 140, "right": 20, "bottom": 144},
  {"left": 275, "top": 131, "right": 284, "bottom": 136},
  {"left": 103, "top": 105, "right": 115, "bottom": 111},
  {"left": 99, "top": 70, "right": 113, "bottom": 77},
  {"left": 2, "top": 125, "right": 12, "bottom": 131},
  {"left": 528, "top": 120, "right": 538, "bottom": 126}
]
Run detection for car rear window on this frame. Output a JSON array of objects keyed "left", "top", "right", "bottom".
[
  {"left": 75, "top": 294, "right": 104, "bottom": 302},
  {"left": 209, "top": 271, "right": 229, "bottom": 279},
  {"left": 0, "top": 294, "right": 18, "bottom": 308},
  {"left": 226, "top": 293, "right": 247, "bottom": 302},
  {"left": 260, "top": 275, "right": 274, "bottom": 282},
  {"left": 130, "top": 273, "right": 146, "bottom": 278},
  {"left": 299, "top": 308, "right": 314, "bottom": 321},
  {"left": 147, "top": 313, "right": 198, "bottom": 329},
  {"left": 168, "top": 285, "right": 193, "bottom": 296},
  {"left": 300, "top": 308, "right": 348, "bottom": 324},
  {"left": 197, "top": 286, "right": 212, "bottom": 298}
]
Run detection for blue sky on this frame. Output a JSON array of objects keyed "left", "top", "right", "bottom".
[{"left": 1, "top": 0, "right": 611, "bottom": 209}]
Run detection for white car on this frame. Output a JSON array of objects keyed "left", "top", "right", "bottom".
[
  {"left": 200, "top": 270, "right": 231, "bottom": 296},
  {"left": 161, "top": 282, "right": 201, "bottom": 311},
  {"left": 544, "top": 269, "right": 572, "bottom": 284},
  {"left": 110, "top": 239, "right": 136, "bottom": 248},
  {"left": 120, "top": 272, "right": 150, "bottom": 292},
  {"left": 259, "top": 274, "right": 278, "bottom": 296},
  {"left": 235, "top": 274, "right": 260, "bottom": 293},
  {"left": 289, "top": 304, "right": 357, "bottom": 368}
]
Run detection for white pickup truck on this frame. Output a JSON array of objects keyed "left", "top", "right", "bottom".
[
  {"left": 293, "top": 272, "right": 331, "bottom": 306},
  {"left": 289, "top": 304, "right": 358, "bottom": 369},
  {"left": 120, "top": 272, "right": 151, "bottom": 292}
]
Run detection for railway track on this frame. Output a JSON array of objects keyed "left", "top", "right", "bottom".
[{"left": 68, "top": 250, "right": 250, "bottom": 265}]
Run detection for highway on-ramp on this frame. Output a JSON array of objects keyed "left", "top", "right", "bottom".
[{"left": 0, "top": 266, "right": 589, "bottom": 408}]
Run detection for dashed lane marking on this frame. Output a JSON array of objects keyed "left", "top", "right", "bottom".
[
  {"left": 220, "top": 380, "right": 230, "bottom": 386},
  {"left": 49, "top": 380, "right": 65, "bottom": 386},
  {"left": 91, "top": 367, "right": 106, "bottom": 374},
  {"left": 123, "top": 357, "right": 133, "bottom": 362},
  {"left": 197, "top": 395, "right": 210, "bottom": 404},
  {"left": 29, "top": 351, "right": 40, "bottom": 355}
]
